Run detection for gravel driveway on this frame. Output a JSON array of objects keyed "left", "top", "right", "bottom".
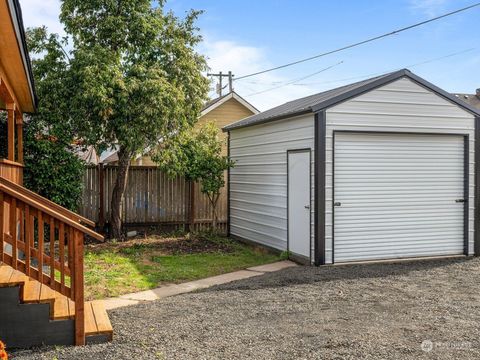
[{"left": 11, "top": 257, "right": 480, "bottom": 359}]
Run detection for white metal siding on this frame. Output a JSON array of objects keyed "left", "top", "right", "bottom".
[
  {"left": 229, "top": 114, "right": 315, "bottom": 255},
  {"left": 334, "top": 132, "right": 465, "bottom": 262},
  {"left": 326, "top": 77, "right": 475, "bottom": 264}
]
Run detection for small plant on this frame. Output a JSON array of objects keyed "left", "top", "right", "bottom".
[{"left": 0, "top": 340, "right": 8, "bottom": 360}]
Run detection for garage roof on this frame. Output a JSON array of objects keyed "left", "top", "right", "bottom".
[{"left": 223, "top": 69, "right": 480, "bottom": 132}]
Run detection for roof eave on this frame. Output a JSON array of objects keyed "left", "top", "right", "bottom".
[
  {"left": 7, "top": 0, "right": 37, "bottom": 112},
  {"left": 224, "top": 68, "right": 480, "bottom": 133},
  {"left": 310, "top": 69, "right": 409, "bottom": 113},
  {"left": 312, "top": 69, "right": 480, "bottom": 117},
  {"left": 222, "top": 109, "right": 313, "bottom": 132}
]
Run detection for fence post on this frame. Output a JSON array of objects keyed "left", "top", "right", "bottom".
[
  {"left": 98, "top": 163, "right": 105, "bottom": 230},
  {"left": 189, "top": 181, "right": 195, "bottom": 231}
]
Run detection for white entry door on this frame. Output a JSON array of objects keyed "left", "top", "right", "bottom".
[
  {"left": 288, "top": 150, "right": 311, "bottom": 259},
  {"left": 334, "top": 132, "right": 465, "bottom": 262}
]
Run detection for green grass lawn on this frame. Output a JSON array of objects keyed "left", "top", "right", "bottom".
[{"left": 84, "top": 233, "right": 283, "bottom": 300}]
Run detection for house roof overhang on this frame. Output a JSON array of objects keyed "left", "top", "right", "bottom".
[
  {"left": 201, "top": 91, "right": 259, "bottom": 117},
  {"left": 0, "top": 0, "right": 37, "bottom": 113}
]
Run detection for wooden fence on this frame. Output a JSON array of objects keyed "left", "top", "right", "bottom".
[{"left": 79, "top": 165, "right": 227, "bottom": 233}]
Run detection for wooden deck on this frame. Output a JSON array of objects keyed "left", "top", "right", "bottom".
[{"left": 0, "top": 262, "right": 113, "bottom": 341}]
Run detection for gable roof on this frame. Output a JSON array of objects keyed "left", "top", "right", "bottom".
[
  {"left": 223, "top": 69, "right": 480, "bottom": 132},
  {"left": 454, "top": 92, "right": 480, "bottom": 110},
  {"left": 201, "top": 91, "right": 259, "bottom": 117}
]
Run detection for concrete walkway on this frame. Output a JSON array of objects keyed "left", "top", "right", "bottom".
[{"left": 103, "top": 260, "right": 297, "bottom": 310}]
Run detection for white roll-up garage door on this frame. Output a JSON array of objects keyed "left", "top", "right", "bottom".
[{"left": 334, "top": 132, "right": 466, "bottom": 262}]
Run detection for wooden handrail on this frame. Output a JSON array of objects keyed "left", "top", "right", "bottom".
[
  {"left": 0, "top": 183, "right": 103, "bottom": 241},
  {"left": 0, "top": 182, "right": 103, "bottom": 345},
  {"left": 0, "top": 159, "right": 24, "bottom": 167},
  {"left": 0, "top": 176, "right": 95, "bottom": 227}
]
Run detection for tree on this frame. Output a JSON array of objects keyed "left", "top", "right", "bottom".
[
  {"left": 28, "top": 0, "right": 210, "bottom": 239},
  {"left": 156, "top": 122, "right": 234, "bottom": 229},
  {"left": 24, "top": 27, "right": 85, "bottom": 211}
]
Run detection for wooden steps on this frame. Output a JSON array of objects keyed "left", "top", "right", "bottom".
[
  {"left": 0, "top": 263, "right": 113, "bottom": 342},
  {"left": 85, "top": 300, "right": 113, "bottom": 337}
]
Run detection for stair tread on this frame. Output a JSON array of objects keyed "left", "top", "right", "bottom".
[
  {"left": 9, "top": 270, "right": 29, "bottom": 285},
  {"left": 1, "top": 263, "right": 113, "bottom": 340},
  {"left": 85, "top": 300, "right": 113, "bottom": 337},
  {"left": 53, "top": 294, "right": 75, "bottom": 320},
  {"left": 23, "top": 280, "right": 55, "bottom": 303},
  {"left": 0, "top": 264, "right": 14, "bottom": 285}
]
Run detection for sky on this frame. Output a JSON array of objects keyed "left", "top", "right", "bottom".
[{"left": 20, "top": 0, "right": 480, "bottom": 111}]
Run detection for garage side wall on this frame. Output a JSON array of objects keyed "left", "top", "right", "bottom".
[
  {"left": 229, "top": 114, "right": 315, "bottom": 255},
  {"left": 324, "top": 77, "right": 475, "bottom": 264}
]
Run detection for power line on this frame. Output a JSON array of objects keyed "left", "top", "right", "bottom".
[
  {"left": 293, "top": 47, "right": 477, "bottom": 87},
  {"left": 245, "top": 61, "right": 344, "bottom": 97},
  {"left": 234, "top": 2, "right": 480, "bottom": 81}
]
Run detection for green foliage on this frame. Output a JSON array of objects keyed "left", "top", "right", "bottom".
[
  {"left": 24, "top": 27, "right": 85, "bottom": 211},
  {"left": 84, "top": 234, "right": 280, "bottom": 300},
  {"left": 26, "top": 1, "right": 210, "bottom": 233},
  {"left": 23, "top": 123, "right": 85, "bottom": 211},
  {"left": 59, "top": 0, "right": 210, "bottom": 157},
  {"left": 155, "top": 122, "right": 234, "bottom": 224}
]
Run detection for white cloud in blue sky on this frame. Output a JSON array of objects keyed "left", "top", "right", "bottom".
[
  {"left": 409, "top": 0, "right": 449, "bottom": 16},
  {"left": 18, "top": 0, "right": 480, "bottom": 111}
]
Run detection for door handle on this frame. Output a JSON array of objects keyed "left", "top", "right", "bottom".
[
  {"left": 334, "top": 202, "right": 342, "bottom": 207},
  {"left": 304, "top": 205, "right": 310, "bottom": 209},
  {"left": 455, "top": 199, "right": 466, "bottom": 203}
]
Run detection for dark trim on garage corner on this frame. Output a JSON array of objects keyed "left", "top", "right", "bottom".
[
  {"left": 227, "top": 131, "right": 231, "bottom": 237},
  {"left": 475, "top": 117, "right": 480, "bottom": 256},
  {"left": 286, "top": 148, "right": 312, "bottom": 264},
  {"left": 332, "top": 131, "right": 336, "bottom": 264},
  {"left": 464, "top": 135, "right": 470, "bottom": 256},
  {"left": 314, "top": 111, "right": 327, "bottom": 265}
]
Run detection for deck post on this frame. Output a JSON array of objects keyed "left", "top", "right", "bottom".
[
  {"left": 6, "top": 103, "right": 15, "bottom": 162},
  {"left": 0, "top": 192, "right": 3, "bottom": 262},
  {"left": 73, "top": 230, "right": 85, "bottom": 345},
  {"left": 16, "top": 112, "right": 23, "bottom": 159},
  {"left": 98, "top": 163, "right": 105, "bottom": 230}
]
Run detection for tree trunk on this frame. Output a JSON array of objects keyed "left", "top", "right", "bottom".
[
  {"left": 209, "top": 193, "right": 220, "bottom": 232},
  {"left": 110, "top": 149, "right": 131, "bottom": 240}
]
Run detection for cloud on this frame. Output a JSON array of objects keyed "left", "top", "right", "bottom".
[
  {"left": 201, "top": 39, "right": 319, "bottom": 111},
  {"left": 19, "top": 1, "right": 318, "bottom": 111},
  {"left": 408, "top": 0, "right": 449, "bottom": 17},
  {"left": 20, "top": 0, "right": 64, "bottom": 35}
]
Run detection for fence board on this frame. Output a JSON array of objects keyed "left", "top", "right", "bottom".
[{"left": 80, "top": 166, "right": 227, "bottom": 232}]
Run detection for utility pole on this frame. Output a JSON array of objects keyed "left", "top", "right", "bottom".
[{"left": 207, "top": 71, "right": 234, "bottom": 97}]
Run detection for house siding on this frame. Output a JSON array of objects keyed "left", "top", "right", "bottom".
[
  {"left": 324, "top": 77, "right": 476, "bottom": 264},
  {"left": 199, "top": 97, "right": 256, "bottom": 154},
  {"left": 229, "top": 114, "right": 315, "bottom": 255}
]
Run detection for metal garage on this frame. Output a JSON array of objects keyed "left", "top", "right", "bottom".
[{"left": 223, "top": 69, "right": 480, "bottom": 265}]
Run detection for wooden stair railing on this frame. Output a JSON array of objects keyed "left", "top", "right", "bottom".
[
  {"left": 0, "top": 179, "right": 103, "bottom": 345},
  {"left": 0, "top": 176, "right": 95, "bottom": 227}
]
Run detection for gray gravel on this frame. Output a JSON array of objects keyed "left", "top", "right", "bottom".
[{"left": 11, "top": 257, "right": 480, "bottom": 359}]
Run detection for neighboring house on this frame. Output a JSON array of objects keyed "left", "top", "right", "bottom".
[
  {"left": 454, "top": 89, "right": 480, "bottom": 110},
  {"left": 224, "top": 69, "right": 480, "bottom": 266},
  {"left": 0, "top": 0, "right": 109, "bottom": 347},
  {"left": 102, "top": 91, "right": 259, "bottom": 165}
]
